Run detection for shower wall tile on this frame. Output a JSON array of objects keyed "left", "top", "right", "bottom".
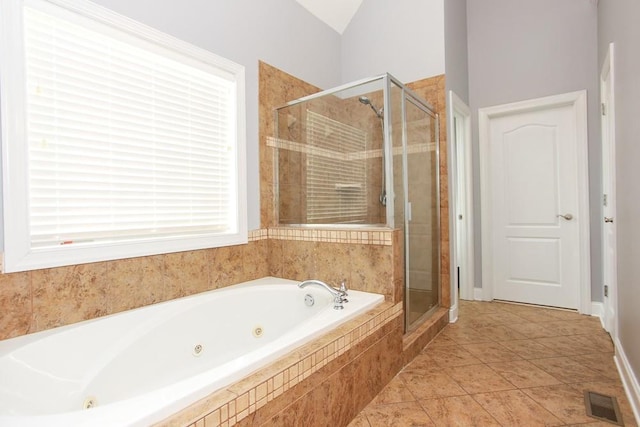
[
  {"left": 409, "top": 234, "right": 433, "bottom": 273},
  {"left": 259, "top": 61, "right": 321, "bottom": 228},
  {"left": 410, "top": 271, "right": 433, "bottom": 292},
  {"left": 261, "top": 186, "right": 276, "bottom": 227}
]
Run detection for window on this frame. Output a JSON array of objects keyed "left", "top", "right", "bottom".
[{"left": 0, "top": 0, "right": 247, "bottom": 272}]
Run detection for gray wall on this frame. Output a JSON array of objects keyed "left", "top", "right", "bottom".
[
  {"left": 341, "top": 0, "right": 445, "bottom": 83},
  {"left": 598, "top": 0, "right": 640, "bottom": 392},
  {"left": 59, "top": 0, "right": 343, "bottom": 231},
  {"left": 466, "top": 0, "right": 602, "bottom": 300},
  {"left": 444, "top": 0, "right": 469, "bottom": 103}
]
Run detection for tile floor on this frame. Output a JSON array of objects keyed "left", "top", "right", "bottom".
[{"left": 349, "top": 300, "right": 638, "bottom": 427}]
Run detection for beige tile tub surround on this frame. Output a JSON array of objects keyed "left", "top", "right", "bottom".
[
  {"left": 159, "top": 302, "right": 403, "bottom": 427},
  {"left": 0, "top": 230, "right": 270, "bottom": 340},
  {"left": 269, "top": 240, "right": 396, "bottom": 302},
  {"left": 0, "top": 226, "right": 401, "bottom": 340}
]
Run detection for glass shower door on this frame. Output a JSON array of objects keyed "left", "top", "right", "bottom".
[{"left": 404, "top": 94, "right": 440, "bottom": 330}]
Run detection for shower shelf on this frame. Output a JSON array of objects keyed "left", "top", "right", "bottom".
[{"left": 335, "top": 183, "right": 363, "bottom": 190}]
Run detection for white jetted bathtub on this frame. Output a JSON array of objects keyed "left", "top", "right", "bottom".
[{"left": 0, "top": 277, "right": 383, "bottom": 426}]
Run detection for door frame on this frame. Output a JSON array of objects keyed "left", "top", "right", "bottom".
[
  {"left": 601, "top": 42, "right": 618, "bottom": 336},
  {"left": 448, "top": 91, "right": 475, "bottom": 319},
  {"left": 478, "top": 91, "right": 591, "bottom": 313}
]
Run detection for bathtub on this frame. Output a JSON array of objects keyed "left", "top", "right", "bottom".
[{"left": 0, "top": 277, "right": 383, "bottom": 427}]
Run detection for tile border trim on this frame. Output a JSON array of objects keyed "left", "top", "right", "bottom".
[
  {"left": 178, "top": 302, "right": 402, "bottom": 427},
  {"left": 249, "top": 227, "right": 393, "bottom": 246}
]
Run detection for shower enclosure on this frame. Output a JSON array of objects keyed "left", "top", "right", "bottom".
[{"left": 274, "top": 74, "right": 440, "bottom": 331}]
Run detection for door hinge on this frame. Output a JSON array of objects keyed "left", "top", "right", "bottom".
[
  {"left": 604, "top": 285, "right": 609, "bottom": 297},
  {"left": 603, "top": 194, "right": 608, "bottom": 207},
  {"left": 601, "top": 103, "right": 606, "bottom": 116}
]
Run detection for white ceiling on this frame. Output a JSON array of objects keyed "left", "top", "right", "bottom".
[{"left": 295, "top": 0, "right": 363, "bottom": 34}]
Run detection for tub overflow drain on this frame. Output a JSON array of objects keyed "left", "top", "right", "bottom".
[
  {"left": 193, "top": 344, "right": 204, "bottom": 357},
  {"left": 253, "top": 326, "right": 264, "bottom": 338},
  {"left": 83, "top": 396, "right": 97, "bottom": 410},
  {"left": 304, "top": 294, "right": 315, "bottom": 306}
]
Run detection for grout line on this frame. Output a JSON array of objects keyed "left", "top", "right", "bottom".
[{"left": 355, "top": 301, "right": 626, "bottom": 427}]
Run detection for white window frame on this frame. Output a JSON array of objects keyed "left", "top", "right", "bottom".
[{"left": 0, "top": 0, "right": 247, "bottom": 272}]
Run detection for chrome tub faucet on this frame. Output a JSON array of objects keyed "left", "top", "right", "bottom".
[{"left": 299, "top": 280, "right": 348, "bottom": 310}]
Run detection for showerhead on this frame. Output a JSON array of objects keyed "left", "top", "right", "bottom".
[
  {"left": 358, "top": 96, "right": 372, "bottom": 105},
  {"left": 358, "top": 96, "right": 384, "bottom": 119}
]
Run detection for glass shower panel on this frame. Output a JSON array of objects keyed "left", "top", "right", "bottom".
[
  {"left": 274, "top": 73, "right": 441, "bottom": 334},
  {"left": 405, "top": 95, "right": 440, "bottom": 329},
  {"left": 275, "top": 80, "right": 386, "bottom": 226}
]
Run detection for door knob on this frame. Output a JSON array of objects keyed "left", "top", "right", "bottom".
[
  {"left": 604, "top": 217, "right": 614, "bottom": 223},
  {"left": 557, "top": 213, "right": 573, "bottom": 221}
]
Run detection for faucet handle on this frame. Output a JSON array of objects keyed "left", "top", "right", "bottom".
[{"left": 339, "top": 281, "right": 348, "bottom": 295}]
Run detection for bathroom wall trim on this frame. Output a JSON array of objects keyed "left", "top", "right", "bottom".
[
  {"left": 591, "top": 301, "right": 605, "bottom": 328},
  {"left": 614, "top": 337, "right": 640, "bottom": 423},
  {"left": 268, "top": 227, "right": 392, "bottom": 245}
]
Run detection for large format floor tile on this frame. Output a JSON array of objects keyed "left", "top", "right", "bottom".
[{"left": 350, "top": 300, "right": 638, "bottom": 427}]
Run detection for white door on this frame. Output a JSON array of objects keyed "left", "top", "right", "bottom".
[
  {"left": 480, "top": 92, "right": 591, "bottom": 311},
  {"left": 601, "top": 42, "right": 617, "bottom": 336}
]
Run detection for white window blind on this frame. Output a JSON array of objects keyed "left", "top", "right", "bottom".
[
  {"left": 0, "top": 0, "right": 246, "bottom": 272},
  {"left": 306, "top": 110, "right": 367, "bottom": 223}
]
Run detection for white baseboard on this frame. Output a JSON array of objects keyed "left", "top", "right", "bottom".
[
  {"left": 590, "top": 301, "right": 605, "bottom": 328},
  {"left": 614, "top": 337, "right": 640, "bottom": 424},
  {"left": 449, "top": 303, "right": 459, "bottom": 323},
  {"left": 474, "top": 287, "right": 484, "bottom": 301}
]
